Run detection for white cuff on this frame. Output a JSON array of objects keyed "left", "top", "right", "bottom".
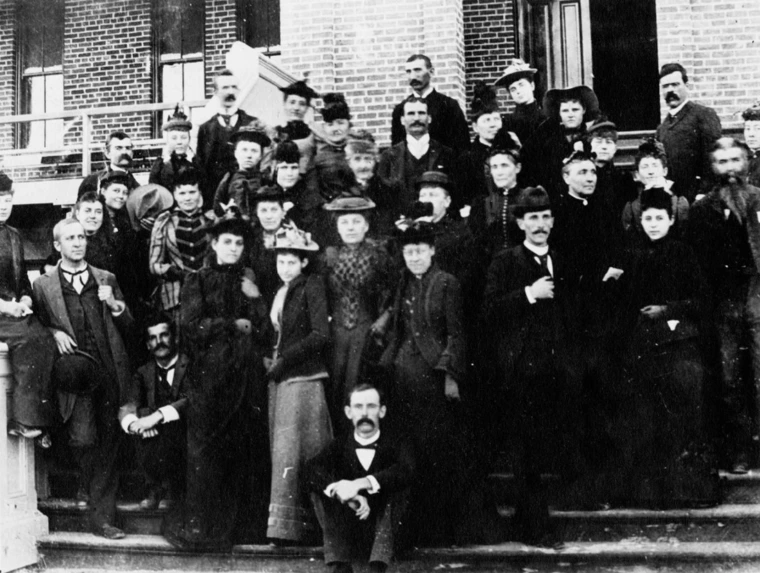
[
  {"left": 525, "top": 286, "right": 536, "bottom": 304},
  {"left": 121, "top": 414, "right": 139, "bottom": 433},
  {"left": 366, "top": 475, "right": 381, "bottom": 495},
  {"left": 158, "top": 405, "right": 180, "bottom": 423},
  {"left": 110, "top": 301, "right": 126, "bottom": 316}
]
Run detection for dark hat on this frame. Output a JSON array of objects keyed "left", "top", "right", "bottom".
[
  {"left": 543, "top": 85, "right": 600, "bottom": 123},
  {"left": 514, "top": 186, "right": 551, "bottom": 218},
  {"left": 314, "top": 155, "right": 360, "bottom": 199},
  {"left": 323, "top": 194, "right": 376, "bottom": 212},
  {"left": 640, "top": 186, "right": 673, "bottom": 212},
  {"left": 396, "top": 220, "right": 437, "bottom": 247},
  {"left": 209, "top": 211, "right": 253, "bottom": 240},
  {"left": 0, "top": 172, "right": 13, "bottom": 192},
  {"left": 173, "top": 164, "right": 201, "bottom": 189},
  {"left": 471, "top": 81, "right": 500, "bottom": 120},
  {"left": 52, "top": 351, "right": 102, "bottom": 395},
  {"left": 405, "top": 200, "right": 434, "bottom": 221},
  {"left": 273, "top": 222, "right": 320, "bottom": 252},
  {"left": 587, "top": 116, "right": 618, "bottom": 136},
  {"left": 637, "top": 137, "right": 667, "bottom": 159},
  {"left": 230, "top": 121, "right": 272, "bottom": 148},
  {"left": 346, "top": 129, "right": 378, "bottom": 156},
  {"left": 742, "top": 100, "right": 760, "bottom": 122},
  {"left": 252, "top": 185, "right": 287, "bottom": 204},
  {"left": 562, "top": 147, "right": 597, "bottom": 166},
  {"left": 321, "top": 93, "right": 351, "bottom": 123},
  {"left": 273, "top": 141, "right": 301, "bottom": 164},
  {"left": 488, "top": 130, "right": 522, "bottom": 162},
  {"left": 494, "top": 58, "right": 538, "bottom": 88},
  {"left": 126, "top": 184, "right": 173, "bottom": 229},
  {"left": 280, "top": 80, "right": 319, "bottom": 103},
  {"left": 162, "top": 104, "right": 192, "bottom": 131},
  {"left": 415, "top": 171, "right": 452, "bottom": 192},
  {"left": 99, "top": 170, "right": 132, "bottom": 189}
]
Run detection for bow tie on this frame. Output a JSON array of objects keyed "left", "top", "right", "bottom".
[{"left": 354, "top": 440, "right": 377, "bottom": 450}]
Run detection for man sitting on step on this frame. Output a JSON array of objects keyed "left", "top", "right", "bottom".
[
  {"left": 307, "top": 381, "right": 415, "bottom": 573},
  {"left": 119, "top": 313, "right": 188, "bottom": 510}
]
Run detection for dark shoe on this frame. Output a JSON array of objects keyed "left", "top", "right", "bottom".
[
  {"left": 76, "top": 486, "right": 90, "bottom": 508},
  {"left": 731, "top": 453, "right": 750, "bottom": 475},
  {"left": 139, "top": 487, "right": 163, "bottom": 510},
  {"left": 7, "top": 421, "right": 42, "bottom": 439},
  {"left": 94, "top": 524, "right": 125, "bottom": 540}
]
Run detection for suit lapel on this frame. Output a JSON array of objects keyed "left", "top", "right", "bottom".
[
  {"left": 666, "top": 101, "right": 691, "bottom": 130},
  {"left": 44, "top": 269, "right": 76, "bottom": 338},
  {"left": 172, "top": 354, "right": 189, "bottom": 398}
]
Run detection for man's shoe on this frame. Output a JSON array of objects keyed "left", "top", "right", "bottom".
[
  {"left": 731, "top": 453, "right": 750, "bottom": 475},
  {"left": 76, "top": 487, "right": 90, "bottom": 508},
  {"left": 94, "top": 524, "right": 125, "bottom": 540},
  {"left": 139, "top": 487, "right": 163, "bottom": 510}
]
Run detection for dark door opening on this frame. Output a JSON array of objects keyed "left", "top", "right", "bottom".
[{"left": 589, "top": 0, "right": 660, "bottom": 131}]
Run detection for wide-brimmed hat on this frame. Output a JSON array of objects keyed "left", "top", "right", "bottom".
[
  {"left": 230, "top": 122, "right": 272, "bottom": 148},
  {"left": 543, "top": 85, "right": 599, "bottom": 122},
  {"left": 514, "top": 186, "right": 551, "bottom": 218},
  {"left": 273, "top": 222, "right": 319, "bottom": 252},
  {"left": 324, "top": 194, "right": 376, "bottom": 212},
  {"left": 126, "top": 184, "right": 173, "bottom": 229},
  {"left": 415, "top": 171, "right": 452, "bottom": 192},
  {"left": 280, "top": 80, "right": 319, "bottom": 103},
  {"left": 162, "top": 104, "right": 192, "bottom": 131},
  {"left": 494, "top": 58, "right": 537, "bottom": 88},
  {"left": 52, "top": 351, "right": 102, "bottom": 395}
]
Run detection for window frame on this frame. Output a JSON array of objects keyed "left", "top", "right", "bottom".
[{"left": 236, "top": 0, "right": 281, "bottom": 57}]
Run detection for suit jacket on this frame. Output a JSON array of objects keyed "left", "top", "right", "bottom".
[
  {"left": 78, "top": 166, "right": 140, "bottom": 199},
  {"left": 376, "top": 138, "right": 455, "bottom": 216},
  {"left": 118, "top": 353, "right": 189, "bottom": 422},
  {"left": 390, "top": 89, "right": 470, "bottom": 153},
  {"left": 32, "top": 264, "right": 134, "bottom": 400},
  {"left": 196, "top": 109, "right": 257, "bottom": 203},
  {"left": 656, "top": 101, "right": 722, "bottom": 202}
]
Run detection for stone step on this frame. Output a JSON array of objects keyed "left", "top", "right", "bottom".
[{"left": 37, "top": 532, "right": 760, "bottom": 572}]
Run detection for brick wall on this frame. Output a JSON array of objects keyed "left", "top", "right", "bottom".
[
  {"left": 0, "top": 0, "right": 15, "bottom": 150},
  {"left": 204, "top": 0, "right": 239, "bottom": 94},
  {"left": 656, "top": 0, "right": 760, "bottom": 127},
  {"left": 463, "top": 0, "right": 517, "bottom": 118},
  {"left": 280, "top": 0, "right": 465, "bottom": 147}
]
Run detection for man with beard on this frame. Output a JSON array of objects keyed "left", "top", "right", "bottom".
[
  {"left": 307, "top": 382, "right": 414, "bottom": 573},
  {"left": 686, "top": 137, "right": 760, "bottom": 473},
  {"left": 495, "top": 58, "right": 546, "bottom": 148},
  {"left": 78, "top": 131, "right": 139, "bottom": 198},
  {"left": 196, "top": 69, "right": 258, "bottom": 207},
  {"left": 656, "top": 63, "right": 721, "bottom": 203},
  {"left": 389, "top": 54, "right": 470, "bottom": 154},
  {"left": 119, "top": 314, "right": 188, "bottom": 510},
  {"left": 742, "top": 101, "right": 760, "bottom": 187},
  {"left": 378, "top": 97, "right": 455, "bottom": 217}
]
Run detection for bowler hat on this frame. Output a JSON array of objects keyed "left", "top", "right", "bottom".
[
  {"left": 162, "top": 104, "right": 192, "bottom": 132},
  {"left": 126, "top": 184, "right": 173, "bottom": 230},
  {"left": 280, "top": 80, "right": 319, "bottom": 103},
  {"left": 230, "top": 122, "right": 272, "bottom": 148},
  {"left": 52, "top": 351, "right": 102, "bottom": 395},
  {"left": 494, "top": 58, "right": 537, "bottom": 88},
  {"left": 543, "top": 85, "right": 599, "bottom": 123},
  {"left": 514, "top": 186, "right": 551, "bottom": 218}
]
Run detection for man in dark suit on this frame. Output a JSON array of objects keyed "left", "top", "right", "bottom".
[
  {"left": 483, "top": 186, "right": 579, "bottom": 547},
  {"left": 77, "top": 131, "right": 139, "bottom": 198},
  {"left": 33, "top": 218, "right": 133, "bottom": 540},
  {"left": 389, "top": 54, "right": 470, "bottom": 154},
  {"left": 119, "top": 314, "right": 188, "bottom": 509},
  {"left": 307, "top": 382, "right": 414, "bottom": 573},
  {"left": 196, "top": 69, "right": 259, "bottom": 207},
  {"left": 656, "top": 63, "right": 722, "bottom": 203},
  {"left": 377, "top": 97, "right": 455, "bottom": 218}
]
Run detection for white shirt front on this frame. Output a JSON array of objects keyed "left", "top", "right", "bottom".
[{"left": 406, "top": 133, "right": 431, "bottom": 159}]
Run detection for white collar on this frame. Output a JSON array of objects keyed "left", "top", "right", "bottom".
[
  {"left": 523, "top": 241, "right": 549, "bottom": 257},
  {"left": 568, "top": 191, "right": 589, "bottom": 205},
  {"left": 354, "top": 430, "right": 380, "bottom": 446},
  {"left": 412, "top": 86, "right": 434, "bottom": 99},
  {"left": 406, "top": 134, "right": 431, "bottom": 158},
  {"left": 157, "top": 354, "right": 179, "bottom": 370},
  {"left": 668, "top": 100, "right": 689, "bottom": 117}
]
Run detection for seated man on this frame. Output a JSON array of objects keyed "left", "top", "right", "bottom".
[
  {"left": 0, "top": 173, "right": 57, "bottom": 442},
  {"left": 119, "top": 313, "right": 188, "bottom": 510},
  {"left": 307, "top": 382, "right": 414, "bottom": 573}
]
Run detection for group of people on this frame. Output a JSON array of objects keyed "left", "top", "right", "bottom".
[{"left": 3, "top": 50, "right": 760, "bottom": 571}]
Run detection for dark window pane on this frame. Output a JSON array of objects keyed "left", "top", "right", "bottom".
[
  {"left": 182, "top": 0, "right": 204, "bottom": 55},
  {"left": 240, "top": 0, "right": 280, "bottom": 49},
  {"left": 158, "top": 0, "right": 183, "bottom": 57},
  {"left": 44, "top": 0, "right": 65, "bottom": 68}
]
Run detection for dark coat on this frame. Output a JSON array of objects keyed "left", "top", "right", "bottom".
[
  {"left": 196, "top": 110, "right": 257, "bottom": 205},
  {"left": 269, "top": 273, "right": 330, "bottom": 382},
  {"left": 655, "top": 101, "right": 722, "bottom": 203},
  {"left": 118, "top": 353, "right": 190, "bottom": 422},
  {"left": 78, "top": 166, "right": 139, "bottom": 199},
  {"left": 381, "top": 266, "right": 466, "bottom": 382},
  {"left": 376, "top": 139, "right": 456, "bottom": 217},
  {"left": 501, "top": 100, "right": 547, "bottom": 148},
  {"left": 149, "top": 152, "right": 197, "bottom": 191},
  {"left": 749, "top": 151, "right": 760, "bottom": 188},
  {"left": 390, "top": 89, "right": 470, "bottom": 153},
  {"left": 454, "top": 139, "right": 492, "bottom": 209}
]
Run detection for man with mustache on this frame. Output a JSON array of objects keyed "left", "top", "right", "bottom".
[
  {"left": 656, "top": 63, "right": 722, "bottom": 203},
  {"left": 307, "top": 381, "right": 414, "bottom": 573},
  {"left": 196, "top": 69, "right": 259, "bottom": 208},
  {"left": 78, "top": 131, "right": 139, "bottom": 198},
  {"left": 389, "top": 54, "right": 470, "bottom": 154},
  {"left": 686, "top": 137, "right": 760, "bottom": 474},
  {"left": 119, "top": 314, "right": 188, "bottom": 510},
  {"left": 377, "top": 96, "right": 455, "bottom": 217}
]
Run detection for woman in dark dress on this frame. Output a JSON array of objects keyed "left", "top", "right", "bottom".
[
  {"left": 164, "top": 216, "right": 270, "bottom": 550},
  {"left": 616, "top": 187, "right": 718, "bottom": 508}
]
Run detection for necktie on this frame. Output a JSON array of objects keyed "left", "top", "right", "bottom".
[
  {"left": 536, "top": 254, "right": 551, "bottom": 277},
  {"left": 158, "top": 364, "right": 175, "bottom": 386},
  {"left": 354, "top": 439, "right": 378, "bottom": 450},
  {"left": 220, "top": 114, "right": 232, "bottom": 128},
  {"left": 63, "top": 268, "right": 88, "bottom": 293}
]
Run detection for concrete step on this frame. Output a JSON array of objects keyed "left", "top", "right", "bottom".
[{"left": 37, "top": 532, "right": 760, "bottom": 572}]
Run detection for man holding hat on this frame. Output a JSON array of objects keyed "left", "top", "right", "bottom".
[
  {"left": 495, "top": 58, "right": 546, "bottom": 147},
  {"left": 390, "top": 54, "right": 470, "bottom": 154},
  {"left": 149, "top": 105, "right": 196, "bottom": 191},
  {"left": 196, "top": 69, "right": 259, "bottom": 207},
  {"left": 742, "top": 101, "right": 760, "bottom": 187},
  {"left": 34, "top": 217, "right": 134, "bottom": 540},
  {"left": 78, "top": 131, "right": 139, "bottom": 198}
]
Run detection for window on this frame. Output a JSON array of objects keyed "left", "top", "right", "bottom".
[
  {"left": 155, "top": 0, "right": 206, "bottom": 124},
  {"left": 18, "top": 0, "right": 65, "bottom": 149},
  {"left": 237, "top": 0, "right": 281, "bottom": 57}
]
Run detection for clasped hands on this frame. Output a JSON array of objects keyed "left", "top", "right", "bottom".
[
  {"left": 325, "top": 479, "right": 371, "bottom": 520},
  {"left": 127, "top": 411, "right": 163, "bottom": 439}
]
